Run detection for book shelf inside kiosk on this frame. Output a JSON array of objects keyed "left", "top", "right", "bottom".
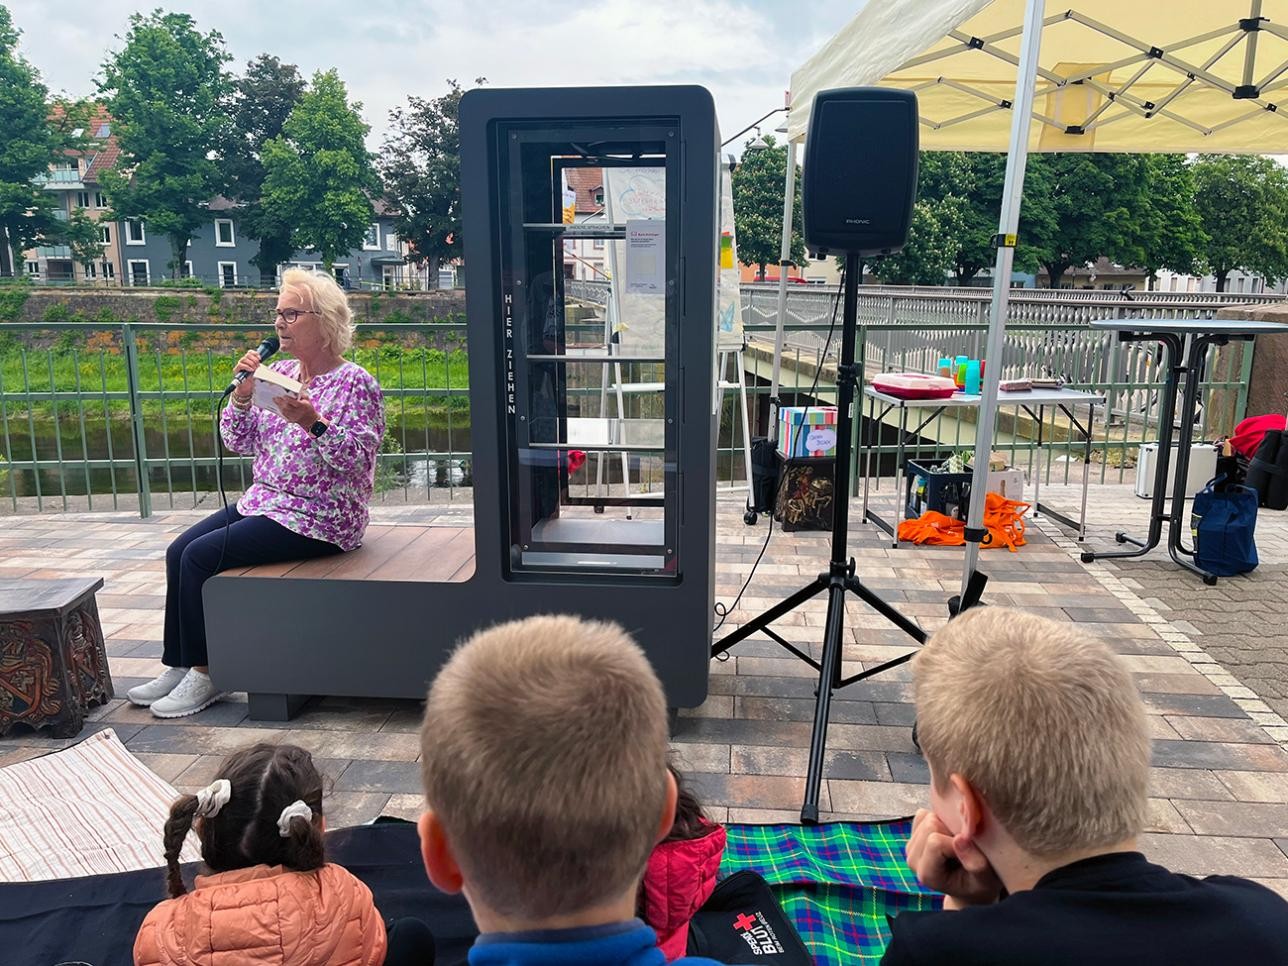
[{"left": 500, "top": 123, "right": 678, "bottom": 575}]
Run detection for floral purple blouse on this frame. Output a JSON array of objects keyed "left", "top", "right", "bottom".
[{"left": 219, "top": 359, "right": 385, "bottom": 552}]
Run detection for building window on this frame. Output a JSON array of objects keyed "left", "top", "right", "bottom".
[
  {"left": 94, "top": 191, "right": 107, "bottom": 208},
  {"left": 101, "top": 261, "right": 115, "bottom": 279},
  {"left": 25, "top": 261, "right": 39, "bottom": 276},
  {"left": 593, "top": 189, "right": 604, "bottom": 206},
  {"left": 84, "top": 261, "right": 96, "bottom": 279},
  {"left": 99, "top": 224, "right": 111, "bottom": 245},
  {"left": 362, "top": 223, "right": 380, "bottom": 250},
  {"left": 125, "top": 219, "right": 145, "bottom": 245},
  {"left": 218, "top": 261, "right": 237, "bottom": 287},
  {"left": 386, "top": 230, "right": 398, "bottom": 252},
  {"left": 592, "top": 238, "right": 605, "bottom": 250},
  {"left": 127, "top": 259, "right": 149, "bottom": 286},
  {"left": 182, "top": 261, "right": 194, "bottom": 279},
  {"left": 75, "top": 191, "right": 90, "bottom": 208},
  {"left": 214, "top": 218, "right": 235, "bottom": 247}
]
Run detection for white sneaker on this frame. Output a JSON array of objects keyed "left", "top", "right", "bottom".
[
  {"left": 149, "top": 669, "right": 226, "bottom": 719},
  {"left": 126, "top": 667, "right": 189, "bottom": 707}
]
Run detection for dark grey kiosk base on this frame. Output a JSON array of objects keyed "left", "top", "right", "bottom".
[{"left": 206, "top": 85, "right": 721, "bottom": 719}]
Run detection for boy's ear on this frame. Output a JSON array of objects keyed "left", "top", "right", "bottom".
[
  {"left": 655, "top": 768, "right": 679, "bottom": 844},
  {"left": 418, "top": 810, "right": 464, "bottom": 895},
  {"left": 949, "top": 773, "right": 985, "bottom": 842}
]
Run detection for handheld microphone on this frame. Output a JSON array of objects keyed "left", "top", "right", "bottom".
[{"left": 223, "top": 336, "right": 281, "bottom": 396}]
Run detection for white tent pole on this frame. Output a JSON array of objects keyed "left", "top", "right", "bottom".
[
  {"left": 961, "top": 0, "right": 1046, "bottom": 599},
  {"left": 768, "top": 139, "right": 798, "bottom": 443}
]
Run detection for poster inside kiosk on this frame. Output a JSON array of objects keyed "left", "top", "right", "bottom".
[{"left": 625, "top": 220, "right": 665, "bottom": 295}]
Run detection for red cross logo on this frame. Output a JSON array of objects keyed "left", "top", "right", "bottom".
[{"left": 733, "top": 913, "right": 758, "bottom": 932}]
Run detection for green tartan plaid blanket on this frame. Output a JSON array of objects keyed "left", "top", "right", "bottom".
[{"left": 720, "top": 819, "right": 939, "bottom": 966}]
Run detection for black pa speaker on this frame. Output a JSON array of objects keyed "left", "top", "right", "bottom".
[{"left": 802, "top": 87, "right": 919, "bottom": 257}]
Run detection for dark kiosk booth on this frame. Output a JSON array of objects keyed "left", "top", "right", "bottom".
[{"left": 206, "top": 86, "right": 721, "bottom": 717}]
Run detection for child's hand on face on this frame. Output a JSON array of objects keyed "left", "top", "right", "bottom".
[{"left": 906, "top": 808, "right": 1004, "bottom": 909}]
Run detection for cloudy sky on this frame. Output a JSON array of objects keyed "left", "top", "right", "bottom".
[{"left": 7, "top": 0, "right": 859, "bottom": 152}]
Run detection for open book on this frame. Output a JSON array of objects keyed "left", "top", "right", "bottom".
[{"left": 250, "top": 366, "right": 302, "bottom": 412}]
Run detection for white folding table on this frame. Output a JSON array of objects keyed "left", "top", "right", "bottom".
[{"left": 860, "top": 386, "right": 1105, "bottom": 548}]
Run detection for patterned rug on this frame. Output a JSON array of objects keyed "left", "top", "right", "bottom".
[
  {"left": 0, "top": 728, "right": 199, "bottom": 881},
  {"left": 722, "top": 820, "right": 939, "bottom": 965}
]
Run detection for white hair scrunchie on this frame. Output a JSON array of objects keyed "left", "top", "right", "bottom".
[
  {"left": 277, "top": 800, "right": 314, "bottom": 838},
  {"left": 194, "top": 779, "right": 231, "bottom": 819}
]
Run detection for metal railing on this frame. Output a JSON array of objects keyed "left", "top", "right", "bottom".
[
  {"left": 0, "top": 322, "right": 471, "bottom": 516},
  {"left": 0, "top": 286, "right": 1263, "bottom": 515}
]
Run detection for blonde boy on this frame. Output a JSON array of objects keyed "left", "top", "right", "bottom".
[
  {"left": 882, "top": 607, "right": 1288, "bottom": 966},
  {"left": 417, "top": 615, "right": 722, "bottom": 966}
]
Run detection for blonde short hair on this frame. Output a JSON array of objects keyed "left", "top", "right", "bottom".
[
  {"left": 913, "top": 607, "right": 1150, "bottom": 857},
  {"left": 419, "top": 615, "right": 669, "bottom": 920},
  {"left": 280, "top": 267, "right": 355, "bottom": 354}
]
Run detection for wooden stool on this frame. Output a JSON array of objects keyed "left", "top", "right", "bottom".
[{"left": 0, "top": 577, "right": 113, "bottom": 739}]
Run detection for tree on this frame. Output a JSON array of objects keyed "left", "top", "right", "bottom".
[
  {"left": 260, "top": 69, "right": 380, "bottom": 271},
  {"left": 224, "top": 54, "right": 306, "bottom": 283},
  {"left": 926, "top": 152, "right": 1007, "bottom": 285},
  {"left": 379, "top": 78, "right": 480, "bottom": 289},
  {"left": 98, "top": 10, "right": 232, "bottom": 280},
  {"left": 1018, "top": 153, "right": 1150, "bottom": 288},
  {"left": 1192, "top": 154, "right": 1288, "bottom": 292},
  {"left": 869, "top": 197, "right": 966, "bottom": 285},
  {"left": 1131, "top": 154, "right": 1205, "bottom": 288},
  {"left": 731, "top": 136, "right": 805, "bottom": 279},
  {"left": 0, "top": 6, "right": 90, "bottom": 277}
]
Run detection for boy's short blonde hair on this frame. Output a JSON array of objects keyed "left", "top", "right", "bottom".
[
  {"left": 419, "top": 615, "right": 670, "bottom": 920},
  {"left": 914, "top": 607, "right": 1150, "bottom": 857},
  {"left": 280, "top": 267, "right": 355, "bottom": 354}
]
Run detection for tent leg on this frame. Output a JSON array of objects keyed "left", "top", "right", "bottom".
[
  {"left": 961, "top": 0, "right": 1047, "bottom": 600},
  {"left": 958, "top": 0, "right": 1045, "bottom": 605}
]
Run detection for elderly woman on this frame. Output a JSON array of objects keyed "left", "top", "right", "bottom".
[{"left": 128, "top": 269, "right": 385, "bottom": 717}]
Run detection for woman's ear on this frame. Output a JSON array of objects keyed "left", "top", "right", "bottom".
[
  {"left": 655, "top": 769, "right": 678, "bottom": 844},
  {"left": 419, "top": 810, "right": 465, "bottom": 895}
]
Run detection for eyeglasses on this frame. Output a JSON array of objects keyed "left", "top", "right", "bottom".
[{"left": 274, "top": 308, "right": 320, "bottom": 325}]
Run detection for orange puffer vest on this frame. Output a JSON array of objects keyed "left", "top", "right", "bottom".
[{"left": 133, "top": 863, "right": 387, "bottom": 966}]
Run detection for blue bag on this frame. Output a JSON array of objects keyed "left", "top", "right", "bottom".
[{"left": 1190, "top": 475, "right": 1259, "bottom": 576}]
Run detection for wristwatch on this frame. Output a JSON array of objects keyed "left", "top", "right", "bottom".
[{"left": 308, "top": 419, "right": 328, "bottom": 439}]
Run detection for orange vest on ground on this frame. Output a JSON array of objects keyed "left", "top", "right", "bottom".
[{"left": 897, "top": 493, "right": 1031, "bottom": 552}]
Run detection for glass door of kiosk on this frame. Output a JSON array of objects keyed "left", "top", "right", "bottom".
[{"left": 499, "top": 122, "right": 679, "bottom": 576}]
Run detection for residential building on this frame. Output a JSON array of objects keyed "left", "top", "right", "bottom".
[
  {"left": 23, "top": 108, "right": 122, "bottom": 285},
  {"left": 563, "top": 168, "right": 608, "bottom": 282}
]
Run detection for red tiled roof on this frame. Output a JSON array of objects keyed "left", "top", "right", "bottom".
[{"left": 565, "top": 168, "right": 604, "bottom": 213}]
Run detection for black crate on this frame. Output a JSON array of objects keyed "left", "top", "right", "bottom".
[{"left": 905, "top": 458, "right": 972, "bottom": 520}]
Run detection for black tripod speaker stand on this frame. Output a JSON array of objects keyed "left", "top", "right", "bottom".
[{"left": 711, "top": 253, "right": 986, "bottom": 823}]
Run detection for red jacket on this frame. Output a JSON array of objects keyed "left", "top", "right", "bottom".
[
  {"left": 1231, "top": 414, "right": 1286, "bottom": 459},
  {"left": 640, "top": 822, "right": 727, "bottom": 961}
]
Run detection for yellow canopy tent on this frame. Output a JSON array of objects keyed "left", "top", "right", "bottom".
[{"left": 774, "top": 0, "right": 1288, "bottom": 595}]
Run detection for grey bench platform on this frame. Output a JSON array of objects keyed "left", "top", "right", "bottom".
[{"left": 203, "top": 522, "right": 712, "bottom": 722}]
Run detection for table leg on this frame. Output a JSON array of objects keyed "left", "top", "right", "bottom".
[
  {"left": 1082, "top": 334, "right": 1183, "bottom": 563},
  {"left": 892, "top": 405, "right": 907, "bottom": 548},
  {"left": 1079, "top": 403, "right": 1093, "bottom": 541},
  {"left": 861, "top": 394, "right": 873, "bottom": 523},
  {"left": 1166, "top": 336, "right": 1222, "bottom": 584},
  {"left": 1032, "top": 405, "right": 1044, "bottom": 518}
]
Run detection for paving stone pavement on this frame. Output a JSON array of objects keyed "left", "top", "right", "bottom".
[{"left": 3, "top": 481, "right": 1288, "bottom": 895}]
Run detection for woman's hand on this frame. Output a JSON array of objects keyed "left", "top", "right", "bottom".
[
  {"left": 232, "top": 351, "right": 262, "bottom": 400},
  {"left": 276, "top": 389, "right": 323, "bottom": 430},
  {"left": 905, "top": 808, "right": 1003, "bottom": 908}
]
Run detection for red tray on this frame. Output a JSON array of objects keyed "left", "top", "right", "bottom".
[{"left": 871, "top": 373, "right": 959, "bottom": 400}]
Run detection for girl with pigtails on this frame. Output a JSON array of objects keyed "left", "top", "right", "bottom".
[{"left": 133, "top": 743, "right": 433, "bottom": 966}]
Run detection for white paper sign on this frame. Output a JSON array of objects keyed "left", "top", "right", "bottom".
[
  {"left": 805, "top": 428, "right": 837, "bottom": 453},
  {"left": 625, "top": 220, "right": 665, "bottom": 295}
]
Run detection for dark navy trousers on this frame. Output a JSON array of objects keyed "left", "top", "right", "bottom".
[{"left": 162, "top": 506, "right": 340, "bottom": 668}]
